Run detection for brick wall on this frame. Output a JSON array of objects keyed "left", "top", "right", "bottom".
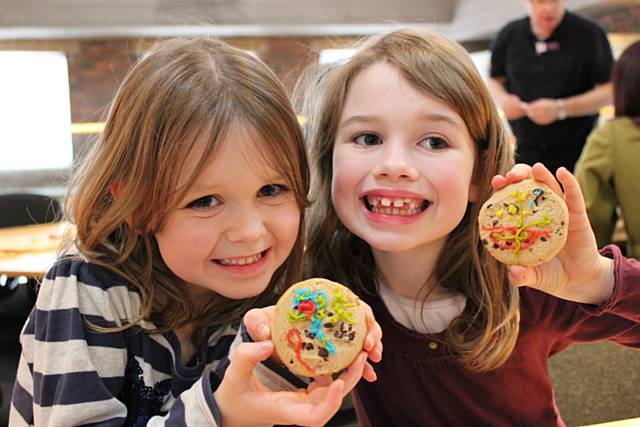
[{"left": 0, "top": 4, "right": 638, "bottom": 178}]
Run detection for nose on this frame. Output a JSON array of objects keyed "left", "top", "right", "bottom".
[
  {"left": 225, "top": 206, "right": 266, "bottom": 243},
  {"left": 372, "top": 141, "right": 419, "bottom": 181}
]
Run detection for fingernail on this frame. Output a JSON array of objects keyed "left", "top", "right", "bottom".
[
  {"left": 260, "top": 340, "right": 273, "bottom": 351},
  {"left": 258, "top": 324, "right": 270, "bottom": 339}
]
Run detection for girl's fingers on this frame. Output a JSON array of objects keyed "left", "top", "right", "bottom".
[
  {"left": 362, "top": 360, "right": 378, "bottom": 382},
  {"left": 556, "top": 167, "right": 587, "bottom": 215},
  {"left": 504, "top": 163, "right": 533, "bottom": 183},
  {"left": 243, "top": 306, "right": 275, "bottom": 341},
  {"left": 301, "top": 380, "right": 344, "bottom": 427},
  {"left": 311, "top": 375, "right": 333, "bottom": 387},
  {"left": 227, "top": 341, "right": 274, "bottom": 384},
  {"left": 491, "top": 174, "right": 509, "bottom": 190},
  {"left": 531, "top": 163, "right": 563, "bottom": 195},
  {"left": 362, "top": 302, "right": 382, "bottom": 353},
  {"left": 335, "top": 352, "right": 367, "bottom": 395},
  {"left": 492, "top": 163, "right": 532, "bottom": 191},
  {"left": 261, "top": 380, "right": 345, "bottom": 427},
  {"left": 508, "top": 265, "right": 536, "bottom": 287}
]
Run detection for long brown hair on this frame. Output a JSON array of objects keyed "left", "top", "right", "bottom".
[
  {"left": 66, "top": 38, "right": 309, "bottom": 339},
  {"left": 613, "top": 40, "right": 640, "bottom": 126},
  {"left": 299, "top": 29, "right": 518, "bottom": 372}
]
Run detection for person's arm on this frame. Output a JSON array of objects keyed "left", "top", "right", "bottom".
[
  {"left": 487, "top": 77, "right": 527, "bottom": 121},
  {"left": 488, "top": 24, "right": 527, "bottom": 121},
  {"left": 525, "top": 83, "right": 613, "bottom": 125},
  {"left": 574, "top": 122, "right": 617, "bottom": 248},
  {"left": 9, "top": 258, "right": 227, "bottom": 427},
  {"left": 560, "top": 82, "right": 613, "bottom": 118}
]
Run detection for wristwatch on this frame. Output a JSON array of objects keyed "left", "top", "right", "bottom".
[{"left": 556, "top": 99, "right": 568, "bottom": 121}]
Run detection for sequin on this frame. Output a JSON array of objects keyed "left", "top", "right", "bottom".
[{"left": 118, "top": 351, "right": 172, "bottom": 426}]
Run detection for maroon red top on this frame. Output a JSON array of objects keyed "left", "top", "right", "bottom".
[{"left": 353, "top": 245, "right": 640, "bottom": 426}]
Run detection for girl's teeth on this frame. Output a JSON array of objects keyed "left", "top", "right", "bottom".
[
  {"left": 393, "top": 199, "right": 404, "bottom": 208},
  {"left": 219, "top": 253, "right": 261, "bottom": 266},
  {"left": 381, "top": 198, "right": 392, "bottom": 207},
  {"left": 371, "top": 207, "right": 421, "bottom": 215}
]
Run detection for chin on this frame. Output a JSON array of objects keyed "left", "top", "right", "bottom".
[{"left": 366, "top": 237, "right": 422, "bottom": 253}]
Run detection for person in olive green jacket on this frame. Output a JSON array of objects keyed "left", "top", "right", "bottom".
[{"left": 576, "top": 40, "right": 640, "bottom": 259}]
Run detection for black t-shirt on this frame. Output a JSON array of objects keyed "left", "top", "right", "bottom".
[{"left": 490, "top": 11, "right": 613, "bottom": 168}]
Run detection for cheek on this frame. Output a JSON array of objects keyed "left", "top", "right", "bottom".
[
  {"left": 156, "top": 217, "right": 212, "bottom": 268},
  {"left": 331, "top": 151, "right": 360, "bottom": 208},
  {"left": 272, "top": 204, "right": 301, "bottom": 251},
  {"left": 435, "top": 156, "right": 475, "bottom": 203}
]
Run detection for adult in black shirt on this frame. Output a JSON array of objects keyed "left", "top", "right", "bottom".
[{"left": 489, "top": 0, "right": 613, "bottom": 172}]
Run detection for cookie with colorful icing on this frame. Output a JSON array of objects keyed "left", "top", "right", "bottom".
[
  {"left": 478, "top": 179, "right": 569, "bottom": 266},
  {"left": 271, "top": 278, "right": 367, "bottom": 377}
]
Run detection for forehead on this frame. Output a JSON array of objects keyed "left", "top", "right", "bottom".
[
  {"left": 341, "top": 62, "right": 468, "bottom": 131},
  {"left": 527, "top": 0, "right": 563, "bottom": 6},
  {"left": 181, "top": 123, "right": 285, "bottom": 189}
]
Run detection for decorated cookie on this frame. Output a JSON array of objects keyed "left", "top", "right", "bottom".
[
  {"left": 271, "top": 278, "right": 367, "bottom": 377},
  {"left": 478, "top": 179, "right": 569, "bottom": 266}
]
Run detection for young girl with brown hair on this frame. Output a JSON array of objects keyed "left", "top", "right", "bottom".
[
  {"left": 296, "top": 29, "right": 640, "bottom": 425},
  {"left": 10, "top": 37, "right": 380, "bottom": 427}
]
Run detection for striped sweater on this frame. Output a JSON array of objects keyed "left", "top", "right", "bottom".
[{"left": 9, "top": 256, "right": 302, "bottom": 426}]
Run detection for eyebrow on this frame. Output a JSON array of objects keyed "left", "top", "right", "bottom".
[
  {"left": 339, "top": 113, "right": 465, "bottom": 130},
  {"left": 189, "top": 168, "right": 286, "bottom": 195}
]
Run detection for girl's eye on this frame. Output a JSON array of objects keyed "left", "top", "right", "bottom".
[
  {"left": 420, "top": 136, "right": 449, "bottom": 150},
  {"left": 353, "top": 133, "right": 382, "bottom": 146},
  {"left": 258, "top": 184, "right": 289, "bottom": 198},
  {"left": 187, "top": 195, "right": 221, "bottom": 211}
]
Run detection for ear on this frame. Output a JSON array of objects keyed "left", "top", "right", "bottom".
[
  {"left": 468, "top": 180, "right": 481, "bottom": 203},
  {"left": 468, "top": 155, "right": 483, "bottom": 203},
  {"left": 110, "top": 181, "right": 124, "bottom": 199}
]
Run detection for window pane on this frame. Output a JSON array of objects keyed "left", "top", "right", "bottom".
[
  {"left": 0, "top": 51, "right": 72, "bottom": 170},
  {"left": 319, "top": 48, "right": 358, "bottom": 64}
]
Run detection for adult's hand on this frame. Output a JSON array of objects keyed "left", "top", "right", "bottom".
[{"left": 524, "top": 98, "right": 561, "bottom": 125}]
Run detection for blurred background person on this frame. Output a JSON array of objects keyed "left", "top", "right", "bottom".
[
  {"left": 575, "top": 40, "right": 640, "bottom": 259},
  {"left": 489, "top": 0, "right": 613, "bottom": 173}
]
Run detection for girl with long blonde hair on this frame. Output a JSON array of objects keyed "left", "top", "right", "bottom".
[{"left": 10, "top": 37, "right": 380, "bottom": 427}]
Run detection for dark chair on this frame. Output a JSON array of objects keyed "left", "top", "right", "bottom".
[
  {"left": 0, "top": 193, "right": 62, "bottom": 425},
  {"left": 0, "top": 193, "right": 62, "bottom": 228}
]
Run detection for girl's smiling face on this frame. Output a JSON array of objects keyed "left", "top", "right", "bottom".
[
  {"left": 332, "top": 61, "right": 478, "bottom": 257},
  {"left": 155, "top": 123, "right": 300, "bottom": 301}
]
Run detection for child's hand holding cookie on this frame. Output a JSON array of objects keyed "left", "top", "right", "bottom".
[
  {"left": 488, "top": 163, "right": 614, "bottom": 305},
  {"left": 244, "top": 279, "right": 382, "bottom": 382},
  {"left": 214, "top": 279, "right": 382, "bottom": 426}
]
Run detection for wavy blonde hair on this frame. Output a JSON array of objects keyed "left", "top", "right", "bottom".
[
  {"left": 299, "top": 29, "right": 518, "bottom": 372},
  {"left": 66, "top": 38, "right": 309, "bottom": 340}
]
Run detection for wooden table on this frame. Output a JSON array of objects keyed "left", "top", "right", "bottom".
[
  {"left": 582, "top": 418, "right": 640, "bottom": 427},
  {"left": 0, "top": 222, "right": 73, "bottom": 278}
]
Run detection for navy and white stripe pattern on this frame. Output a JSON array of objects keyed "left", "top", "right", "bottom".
[{"left": 9, "top": 256, "right": 235, "bottom": 426}]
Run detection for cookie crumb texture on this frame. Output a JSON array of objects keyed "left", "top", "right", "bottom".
[
  {"left": 272, "top": 278, "right": 366, "bottom": 377},
  {"left": 478, "top": 179, "right": 569, "bottom": 266}
]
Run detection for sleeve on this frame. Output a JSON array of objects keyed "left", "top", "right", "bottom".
[
  {"left": 524, "top": 246, "right": 640, "bottom": 349},
  {"left": 587, "top": 23, "right": 614, "bottom": 85},
  {"left": 489, "top": 25, "right": 510, "bottom": 79},
  {"left": 575, "top": 122, "right": 617, "bottom": 248},
  {"left": 9, "top": 258, "right": 222, "bottom": 427}
]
